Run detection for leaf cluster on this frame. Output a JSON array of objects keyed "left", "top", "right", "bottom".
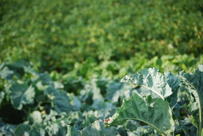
[{"left": 0, "top": 60, "right": 203, "bottom": 135}]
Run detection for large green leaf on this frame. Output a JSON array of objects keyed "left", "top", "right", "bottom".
[
  {"left": 178, "top": 118, "right": 197, "bottom": 136},
  {"left": 105, "top": 93, "right": 175, "bottom": 135},
  {"left": 0, "top": 66, "right": 14, "bottom": 80},
  {"left": 14, "top": 124, "right": 31, "bottom": 136},
  {"left": 164, "top": 71, "right": 181, "bottom": 108},
  {"left": 121, "top": 68, "right": 172, "bottom": 99},
  {"left": 91, "top": 99, "right": 117, "bottom": 111},
  {"left": 10, "top": 82, "right": 35, "bottom": 110},
  {"left": 178, "top": 69, "right": 203, "bottom": 135},
  {"left": 68, "top": 93, "right": 81, "bottom": 111},
  {"left": 14, "top": 123, "right": 45, "bottom": 136},
  {"left": 0, "top": 118, "right": 16, "bottom": 136},
  {"left": 66, "top": 125, "right": 81, "bottom": 136},
  {"left": 122, "top": 120, "right": 156, "bottom": 135},
  {"left": 105, "top": 81, "right": 132, "bottom": 103},
  {"left": 45, "top": 87, "right": 72, "bottom": 114},
  {"left": 39, "top": 72, "right": 52, "bottom": 85},
  {"left": 81, "top": 120, "right": 117, "bottom": 136}
]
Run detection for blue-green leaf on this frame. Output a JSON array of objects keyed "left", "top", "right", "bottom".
[
  {"left": 45, "top": 87, "right": 72, "bottom": 114},
  {"left": 10, "top": 82, "right": 35, "bottom": 110},
  {"left": 14, "top": 124, "right": 31, "bottom": 136},
  {"left": 121, "top": 68, "right": 172, "bottom": 99},
  {"left": 81, "top": 120, "right": 117, "bottom": 136},
  {"left": 105, "top": 93, "right": 175, "bottom": 135},
  {"left": 66, "top": 125, "right": 81, "bottom": 136},
  {"left": 178, "top": 69, "right": 203, "bottom": 135},
  {"left": 0, "top": 118, "right": 16, "bottom": 136},
  {"left": 105, "top": 81, "right": 132, "bottom": 103}
]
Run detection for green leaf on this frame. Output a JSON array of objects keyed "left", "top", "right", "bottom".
[
  {"left": 45, "top": 87, "right": 72, "bottom": 114},
  {"left": 121, "top": 68, "right": 172, "bottom": 99},
  {"left": 164, "top": 71, "right": 181, "bottom": 91},
  {"left": 126, "top": 126, "right": 156, "bottom": 136},
  {"left": 133, "top": 87, "right": 159, "bottom": 98},
  {"left": 0, "top": 118, "right": 16, "bottom": 136},
  {"left": 178, "top": 118, "right": 197, "bottom": 136},
  {"left": 91, "top": 99, "right": 117, "bottom": 120},
  {"left": 178, "top": 69, "right": 203, "bottom": 135},
  {"left": 90, "top": 79, "right": 103, "bottom": 100},
  {"left": 91, "top": 99, "right": 117, "bottom": 111},
  {"left": 30, "top": 123, "right": 45, "bottom": 136},
  {"left": 105, "top": 93, "right": 175, "bottom": 135},
  {"left": 10, "top": 82, "right": 35, "bottom": 110},
  {"left": 80, "top": 112, "right": 97, "bottom": 129},
  {"left": 81, "top": 120, "right": 117, "bottom": 136},
  {"left": 62, "top": 111, "right": 83, "bottom": 125},
  {"left": 39, "top": 72, "right": 52, "bottom": 85},
  {"left": 14, "top": 124, "right": 31, "bottom": 136},
  {"left": 105, "top": 81, "right": 132, "bottom": 103},
  {"left": 45, "top": 123, "right": 67, "bottom": 136},
  {"left": 68, "top": 93, "right": 81, "bottom": 111},
  {"left": 66, "top": 125, "right": 81, "bottom": 136},
  {"left": 0, "top": 66, "right": 14, "bottom": 80},
  {"left": 164, "top": 71, "right": 181, "bottom": 108}
]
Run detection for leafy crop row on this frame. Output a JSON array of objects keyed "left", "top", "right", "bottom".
[
  {"left": 1, "top": 0, "right": 202, "bottom": 73},
  {"left": 0, "top": 61, "right": 203, "bottom": 135}
]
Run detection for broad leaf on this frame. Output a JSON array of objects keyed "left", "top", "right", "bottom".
[
  {"left": 45, "top": 87, "right": 72, "bottom": 114},
  {"left": 121, "top": 68, "right": 172, "bottom": 99},
  {"left": 39, "top": 72, "right": 52, "bottom": 85},
  {"left": 14, "top": 124, "right": 31, "bottom": 136},
  {"left": 81, "top": 120, "right": 117, "bottom": 136},
  {"left": 80, "top": 112, "right": 98, "bottom": 129},
  {"left": 91, "top": 99, "right": 117, "bottom": 120},
  {"left": 91, "top": 99, "right": 117, "bottom": 111},
  {"left": 179, "top": 118, "right": 197, "bottom": 136},
  {"left": 10, "top": 82, "right": 35, "bottom": 110},
  {"left": 66, "top": 125, "right": 81, "bottom": 136},
  {"left": 105, "top": 81, "right": 132, "bottom": 103},
  {"left": 91, "top": 79, "right": 103, "bottom": 100},
  {"left": 105, "top": 93, "right": 175, "bottom": 135},
  {"left": 68, "top": 93, "right": 81, "bottom": 111},
  {"left": 178, "top": 69, "right": 203, "bottom": 135},
  {"left": 0, "top": 118, "right": 16, "bottom": 136},
  {"left": 126, "top": 126, "right": 155, "bottom": 136},
  {"left": 164, "top": 71, "right": 181, "bottom": 108},
  {"left": 0, "top": 66, "right": 14, "bottom": 80}
]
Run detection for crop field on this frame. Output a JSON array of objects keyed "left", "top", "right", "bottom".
[{"left": 0, "top": 0, "right": 203, "bottom": 135}]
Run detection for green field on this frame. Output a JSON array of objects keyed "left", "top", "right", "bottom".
[{"left": 0, "top": 0, "right": 203, "bottom": 135}]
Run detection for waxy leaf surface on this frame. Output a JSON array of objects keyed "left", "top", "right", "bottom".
[
  {"left": 81, "top": 120, "right": 117, "bottom": 136},
  {"left": 10, "top": 82, "right": 35, "bottom": 110},
  {"left": 105, "top": 93, "right": 174, "bottom": 135},
  {"left": 121, "top": 68, "right": 172, "bottom": 99}
]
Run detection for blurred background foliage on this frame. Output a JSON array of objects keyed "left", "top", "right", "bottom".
[{"left": 0, "top": 0, "right": 203, "bottom": 74}]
